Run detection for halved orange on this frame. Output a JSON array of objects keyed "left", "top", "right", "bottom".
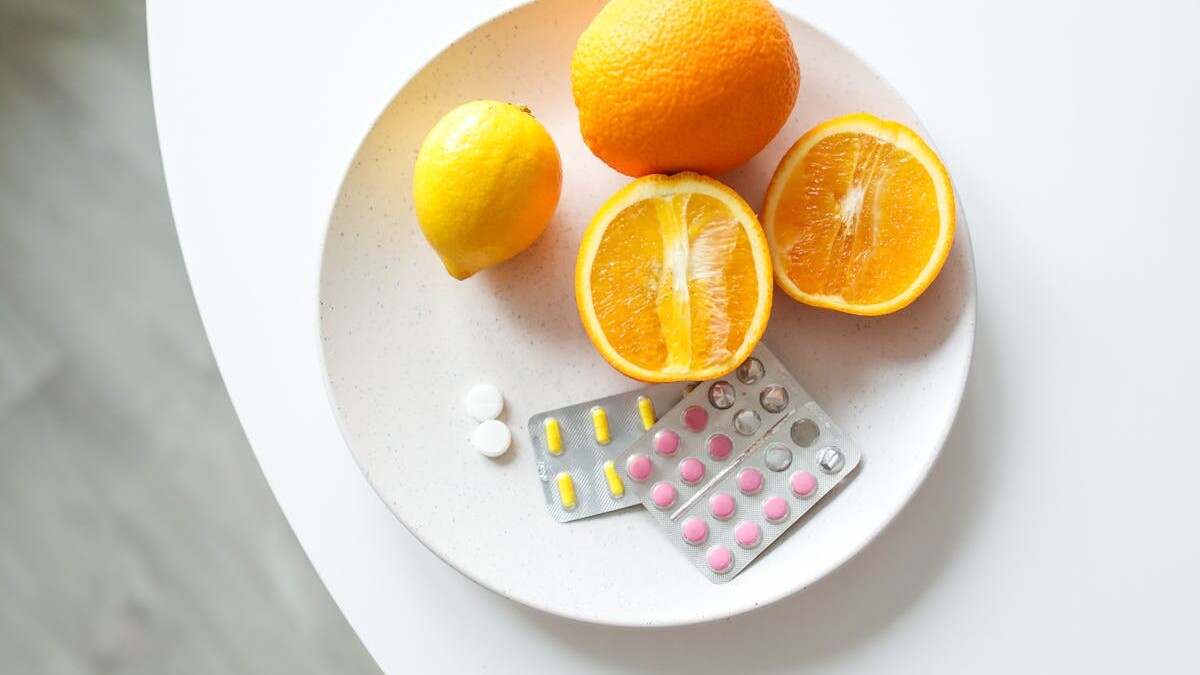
[
  {"left": 576, "top": 173, "right": 773, "bottom": 382},
  {"left": 762, "top": 113, "right": 956, "bottom": 316}
]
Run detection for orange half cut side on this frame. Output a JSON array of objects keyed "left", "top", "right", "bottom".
[
  {"left": 576, "top": 172, "right": 773, "bottom": 382},
  {"left": 762, "top": 113, "right": 956, "bottom": 316}
]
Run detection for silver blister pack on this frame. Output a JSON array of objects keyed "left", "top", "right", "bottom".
[
  {"left": 614, "top": 343, "right": 862, "bottom": 582},
  {"left": 528, "top": 382, "right": 689, "bottom": 523}
]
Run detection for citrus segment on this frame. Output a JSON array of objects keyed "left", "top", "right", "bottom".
[
  {"left": 762, "top": 113, "right": 955, "bottom": 315},
  {"left": 577, "top": 173, "right": 773, "bottom": 382}
]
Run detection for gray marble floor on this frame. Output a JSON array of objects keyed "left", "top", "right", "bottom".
[{"left": 0, "top": 0, "right": 380, "bottom": 672}]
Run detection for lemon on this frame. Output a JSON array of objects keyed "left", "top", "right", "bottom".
[{"left": 413, "top": 100, "right": 563, "bottom": 280}]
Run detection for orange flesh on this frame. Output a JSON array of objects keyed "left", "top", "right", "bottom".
[
  {"left": 589, "top": 193, "right": 759, "bottom": 373},
  {"left": 773, "top": 132, "right": 942, "bottom": 304}
]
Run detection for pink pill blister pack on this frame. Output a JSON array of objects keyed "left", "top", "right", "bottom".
[
  {"left": 528, "top": 382, "right": 689, "bottom": 523},
  {"left": 615, "top": 344, "right": 861, "bottom": 583}
]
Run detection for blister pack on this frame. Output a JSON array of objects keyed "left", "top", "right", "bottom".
[
  {"left": 528, "top": 382, "right": 690, "bottom": 522},
  {"left": 614, "top": 344, "right": 861, "bottom": 582}
]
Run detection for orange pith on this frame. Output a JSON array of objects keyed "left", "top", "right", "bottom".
[
  {"left": 762, "top": 113, "right": 956, "bottom": 315},
  {"left": 576, "top": 173, "right": 773, "bottom": 382}
]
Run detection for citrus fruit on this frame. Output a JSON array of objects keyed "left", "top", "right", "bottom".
[
  {"left": 413, "top": 100, "right": 562, "bottom": 280},
  {"left": 570, "top": 0, "right": 800, "bottom": 177},
  {"left": 576, "top": 173, "right": 773, "bottom": 382},
  {"left": 762, "top": 113, "right": 956, "bottom": 315}
]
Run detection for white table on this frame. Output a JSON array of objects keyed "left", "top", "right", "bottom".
[{"left": 148, "top": 1, "right": 1200, "bottom": 672}]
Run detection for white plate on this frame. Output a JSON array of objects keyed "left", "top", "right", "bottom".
[{"left": 318, "top": 0, "right": 976, "bottom": 627}]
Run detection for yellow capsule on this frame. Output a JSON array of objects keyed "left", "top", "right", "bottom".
[
  {"left": 556, "top": 472, "right": 576, "bottom": 510},
  {"left": 603, "top": 460, "right": 624, "bottom": 498},
  {"left": 636, "top": 396, "right": 656, "bottom": 430},
  {"left": 591, "top": 407, "right": 611, "bottom": 445},
  {"left": 544, "top": 417, "right": 563, "bottom": 455}
]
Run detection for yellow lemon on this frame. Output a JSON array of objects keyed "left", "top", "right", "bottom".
[{"left": 413, "top": 100, "right": 562, "bottom": 280}]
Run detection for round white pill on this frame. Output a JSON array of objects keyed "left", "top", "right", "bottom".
[
  {"left": 465, "top": 384, "right": 504, "bottom": 421},
  {"left": 472, "top": 419, "right": 511, "bottom": 458}
]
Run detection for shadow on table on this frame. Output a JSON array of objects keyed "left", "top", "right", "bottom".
[{"left": 503, "top": 318, "right": 1000, "bottom": 671}]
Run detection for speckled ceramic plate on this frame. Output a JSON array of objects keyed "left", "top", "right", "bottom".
[{"left": 318, "top": 0, "right": 975, "bottom": 627}]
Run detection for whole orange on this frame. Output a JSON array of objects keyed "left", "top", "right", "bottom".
[{"left": 571, "top": 0, "right": 800, "bottom": 177}]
